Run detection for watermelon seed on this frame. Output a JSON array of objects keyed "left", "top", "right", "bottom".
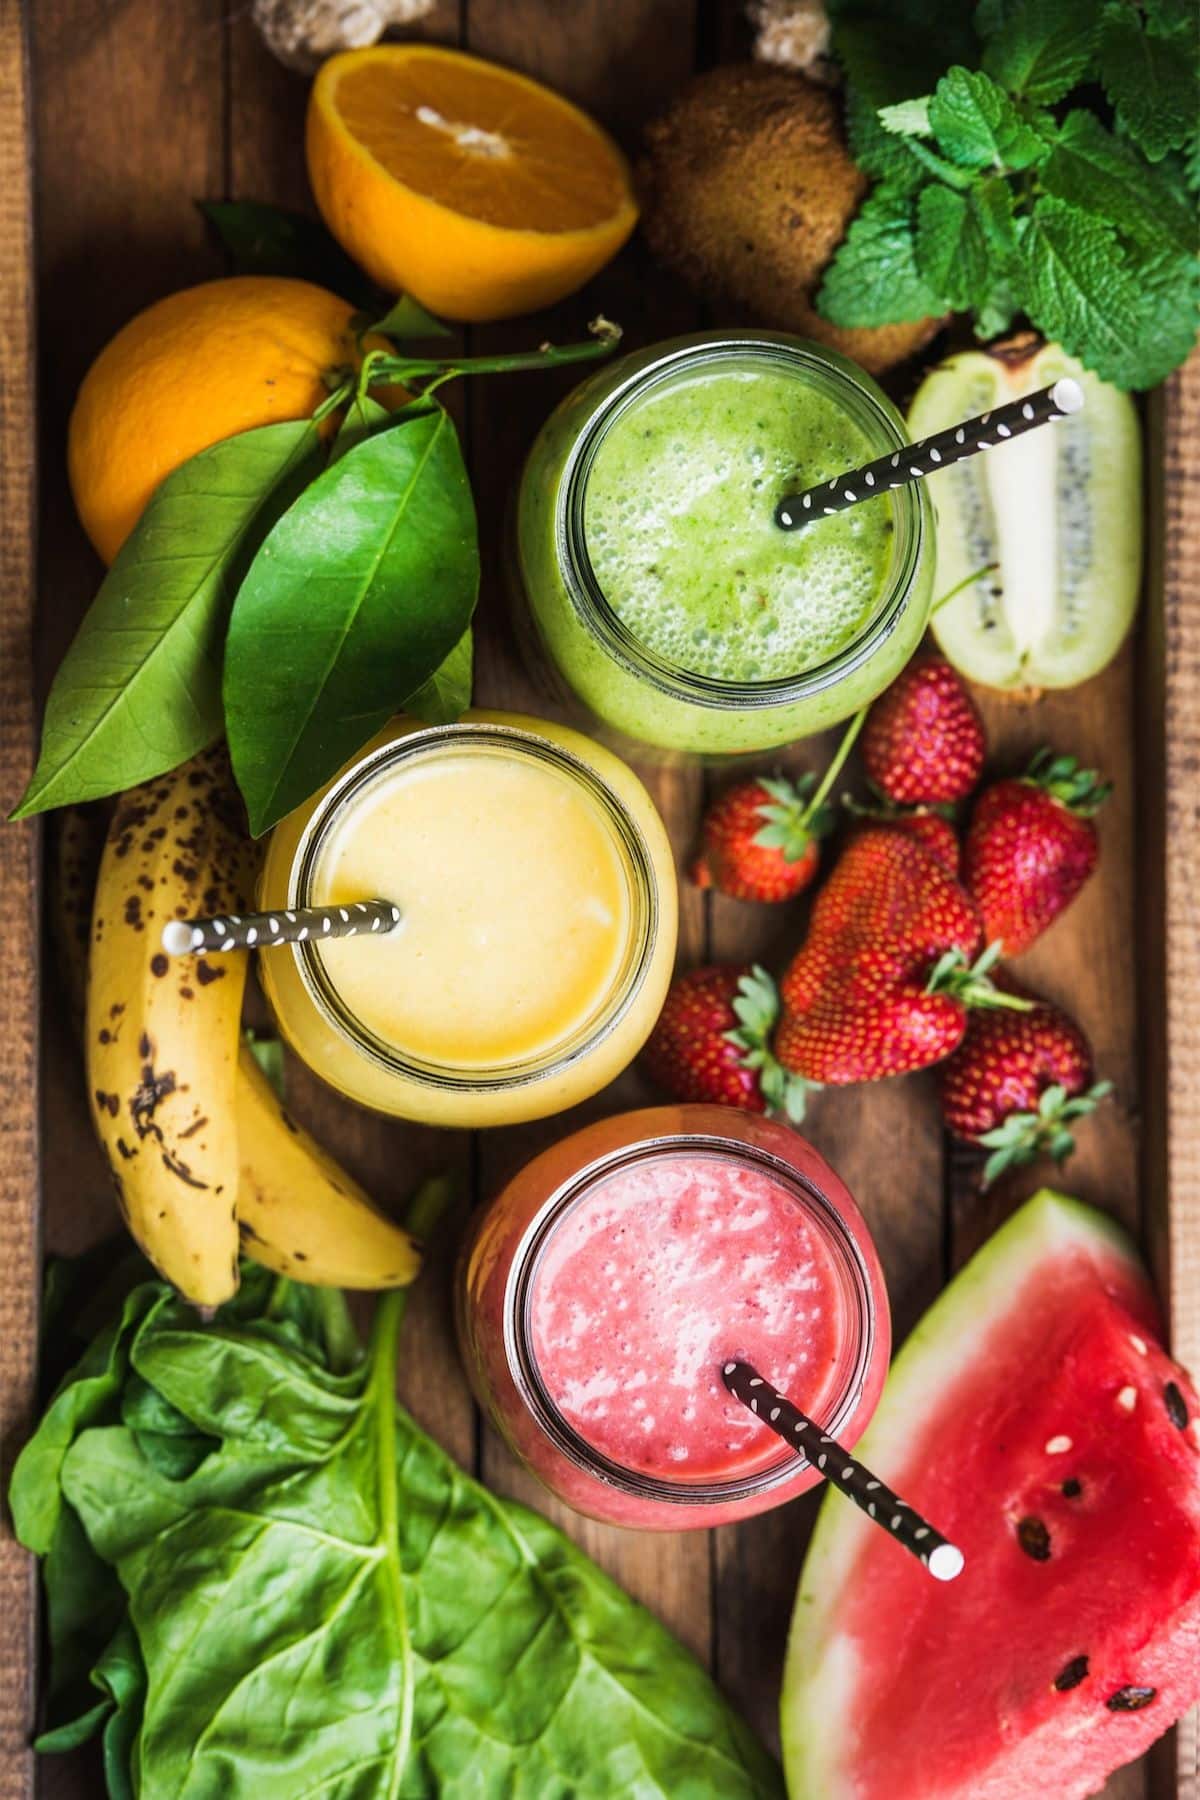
[
  {"left": 1045, "top": 1435, "right": 1072, "bottom": 1454},
  {"left": 1105, "top": 1686, "right": 1157, "bottom": 1712},
  {"left": 1017, "top": 1516, "right": 1052, "bottom": 1560},
  {"left": 1061, "top": 1477, "right": 1083, "bottom": 1498},
  {"left": 1129, "top": 1334, "right": 1148, "bottom": 1355},
  {"left": 1053, "top": 1656, "right": 1089, "bottom": 1692},
  {"left": 1115, "top": 1386, "right": 1138, "bottom": 1412},
  {"left": 1164, "top": 1381, "right": 1189, "bottom": 1430}
]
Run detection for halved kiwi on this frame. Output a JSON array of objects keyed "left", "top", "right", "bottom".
[{"left": 908, "top": 337, "right": 1142, "bottom": 692}]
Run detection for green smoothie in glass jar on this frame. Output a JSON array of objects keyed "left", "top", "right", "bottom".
[{"left": 513, "top": 332, "right": 934, "bottom": 755}]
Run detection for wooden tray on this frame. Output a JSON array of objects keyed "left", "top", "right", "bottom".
[{"left": 1, "top": 3, "right": 1197, "bottom": 1796}]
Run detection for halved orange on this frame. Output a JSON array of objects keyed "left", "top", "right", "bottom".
[{"left": 306, "top": 46, "right": 638, "bottom": 322}]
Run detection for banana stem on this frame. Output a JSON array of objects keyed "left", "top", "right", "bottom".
[{"left": 804, "top": 708, "right": 868, "bottom": 821}]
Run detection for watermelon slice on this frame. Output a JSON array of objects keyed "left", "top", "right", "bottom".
[{"left": 782, "top": 1190, "right": 1200, "bottom": 1800}]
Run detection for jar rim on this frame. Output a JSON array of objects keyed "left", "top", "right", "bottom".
[
  {"left": 557, "top": 331, "right": 928, "bottom": 711},
  {"left": 286, "top": 721, "right": 661, "bottom": 1093},
  {"left": 502, "top": 1129, "right": 880, "bottom": 1506}
]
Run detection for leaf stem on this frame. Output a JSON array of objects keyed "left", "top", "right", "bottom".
[
  {"left": 805, "top": 707, "right": 868, "bottom": 820},
  {"left": 366, "top": 319, "right": 622, "bottom": 392}
]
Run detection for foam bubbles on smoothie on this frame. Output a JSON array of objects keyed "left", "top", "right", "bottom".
[{"left": 584, "top": 363, "right": 896, "bottom": 683}]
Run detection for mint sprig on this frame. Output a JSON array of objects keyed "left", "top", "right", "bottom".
[{"left": 819, "top": 0, "right": 1200, "bottom": 389}]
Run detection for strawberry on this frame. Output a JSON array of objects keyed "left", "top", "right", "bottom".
[
  {"left": 964, "top": 750, "right": 1110, "bottom": 954},
  {"left": 939, "top": 990, "right": 1113, "bottom": 1187},
  {"left": 775, "top": 827, "right": 1021, "bottom": 1084},
  {"left": 862, "top": 656, "right": 986, "bottom": 805},
  {"left": 846, "top": 800, "right": 962, "bottom": 878},
  {"left": 690, "top": 776, "right": 829, "bottom": 902},
  {"left": 691, "top": 713, "right": 865, "bottom": 903},
  {"left": 642, "top": 964, "right": 812, "bottom": 1120}
]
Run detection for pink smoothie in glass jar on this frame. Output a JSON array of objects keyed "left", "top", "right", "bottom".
[{"left": 457, "top": 1106, "right": 890, "bottom": 1530}]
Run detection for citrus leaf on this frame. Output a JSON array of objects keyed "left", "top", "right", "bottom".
[
  {"left": 328, "top": 392, "right": 391, "bottom": 465},
  {"left": 370, "top": 294, "right": 453, "bottom": 340},
  {"left": 224, "top": 406, "right": 479, "bottom": 835},
  {"left": 12, "top": 421, "right": 321, "bottom": 818},
  {"left": 404, "top": 628, "right": 474, "bottom": 725},
  {"left": 197, "top": 199, "right": 372, "bottom": 302}
]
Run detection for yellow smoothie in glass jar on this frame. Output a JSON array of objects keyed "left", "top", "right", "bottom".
[{"left": 258, "top": 711, "right": 677, "bottom": 1127}]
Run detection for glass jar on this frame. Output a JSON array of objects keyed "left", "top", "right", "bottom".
[
  {"left": 512, "top": 331, "right": 934, "bottom": 756},
  {"left": 258, "top": 713, "right": 677, "bottom": 1128},
  {"left": 457, "top": 1105, "right": 890, "bottom": 1530}
]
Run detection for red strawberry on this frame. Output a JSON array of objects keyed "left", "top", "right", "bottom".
[
  {"left": 846, "top": 801, "right": 962, "bottom": 877},
  {"left": 939, "top": 990, "right": 1113, "bottom": 1187},
  {"left": 643, "top": 965, "right": 812, "bottom": 1120},
  {"left": 690, "top": 776, "right": 829, "bottom": 902},
  {"left": 862, "top": 656, "right": 986, "bottom": 805},
  {"left": 964, "top": 750, "right": 1109, "bottom": 954},
  {"left": 775, "top": 827, "right": 1019, "bottom": 1083}
]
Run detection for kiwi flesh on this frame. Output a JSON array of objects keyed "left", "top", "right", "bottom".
[
  {"left": 638, "top": 63, "right": 942, "bottom": 376},
  {"left": 908, "top": 336, "right": 1143, "bottom": 693}
]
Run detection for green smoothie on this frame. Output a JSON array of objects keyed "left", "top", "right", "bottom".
[
  {"left": 514, "top": 333, "right": 934, "bottom": 755},
  {"left": 583, "top": 365, "right": 895, "bottom": 685}
]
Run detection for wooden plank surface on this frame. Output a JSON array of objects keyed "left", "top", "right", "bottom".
[
  {"left": 6, "top": 0, "right": 1197, "bottom": 1795},
  {"left": 0, "top": 3, "right": 39, "bottom": 1794}
]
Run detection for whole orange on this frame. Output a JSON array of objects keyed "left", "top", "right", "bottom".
[
  {"left": 306, "top": 46, "right": 638, "bottom": 322},
  {"left": 68, "top": 275, "right": 364, "bottom": 565}
]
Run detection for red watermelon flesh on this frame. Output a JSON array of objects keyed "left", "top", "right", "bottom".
[{"left": 783, "top": 1191, "right": 1200, "bottom": 1800}]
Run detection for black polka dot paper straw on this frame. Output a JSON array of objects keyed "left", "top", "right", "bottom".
[
  {"left": 722, "top": 1359, "right": 964, "bottom": 1581},
  {"left": 775, "top": 378, "right": 1084, "bottom": 530},
  {"left": 160, "top": 898, "right": 402, "bottom": 956}
]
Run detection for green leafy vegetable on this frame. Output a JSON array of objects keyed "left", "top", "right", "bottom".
[
  {"left": 820, "top": 0, "right": 1200, "bottom": 388},
  {"left": 12, "top": 1258, "right": 781, "bottom": 1799},
  {"left": 224, "top": 407, "right": 479, "bottom": 835},
  {"left": 12, "top": 423, "right": 320, "bottom": 818}
]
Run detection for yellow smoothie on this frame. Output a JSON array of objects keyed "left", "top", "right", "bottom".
[{"left": 258, "top": 712, "right": 677, "bottom": 1127}]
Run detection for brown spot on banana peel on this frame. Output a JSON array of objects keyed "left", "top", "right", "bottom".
[{"left": 161, "top": 1148, "right": 208, "bottom": 1189}]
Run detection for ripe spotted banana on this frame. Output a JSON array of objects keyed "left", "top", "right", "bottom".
[
  {"left": 86, "top": 749, "right": 256, "bottom": 1308},
  {"left": 236, "top": 1044, "right": 420, "bottom": 1288}
]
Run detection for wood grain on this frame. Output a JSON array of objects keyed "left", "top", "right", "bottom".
[
  {"left": 0, "top": 4, "right": 39, "bottom": 1793},
  {"left": 6, "top": 2, "right": 1197, "bottom": 1796}
]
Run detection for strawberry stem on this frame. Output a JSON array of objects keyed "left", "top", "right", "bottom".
[
  {"left": 804, "top": 709, "right": 867, "bottom": 822},
  {"left": 926, "top": 943, "right": 1035, "bottom": 1010},
  {"left": 1023, "top": 748, "right": 1111, "bottom": 816},
  {"left": 978, "top": 1079, "right": 1114, "bottom": 1188}
]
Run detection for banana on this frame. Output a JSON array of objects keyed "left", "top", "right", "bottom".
[
  {"left": 49, "top": 803, "right": 110, "bottom": 1040},
  {"left": 86, "top": 749, "right": 256, "bottom": 1308},
  {"left": 235, "top": 1044, "right": 420, "bottom": 1288}
]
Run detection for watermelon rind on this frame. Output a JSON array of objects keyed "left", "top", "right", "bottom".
[{"left": 780, "top": 1189, "right": 1144, "bottom": 1798}]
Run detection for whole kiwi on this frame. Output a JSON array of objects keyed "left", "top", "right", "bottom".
[{"left": 638, "top": 64, "right": 942, "bottom": 375}]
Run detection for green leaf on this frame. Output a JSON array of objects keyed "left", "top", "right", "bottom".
[
  {"left": 198, "top": 199, "right": 373, "bottom": 304},
  {"left": 844, "top": 86, "right": 925, "bottom": 189},
  {"left": 329, "top": 391, "right": 391, "bottom": 465},
  {"left": 404, "top": 628, "right": 474, "bottom": 725},
  {"left": 13, "top": 422, "right": 321, "bottom": 818},
  {"left": 915, "top": 185, "right": 994, "bottom": 310},
  {"left": 1017, "top": 195, "right": 1199, "bottom": 387},
  {"left": 370, "top": 294, "right": 453, "bottom": 340},
  {"left": 974, "top": 276, "right": 1021, "bottom": 339},
  {"left": 817, "top": 185, "right": 944, "bottom": 328},
  {"left": 979, "top": 0, "right": 1099, "bottom": 102},
  {"left": 878, "top": 96, "right": 932, "bottom": 135},
  {"left": 1042, "top": 110, "right": 1197, "bottom": 254},
  {"left": 830, "top": 1, "right": 976, "bottom": 107},
  {"left": 1097, "top": 3, "right": 1200, "bottom": 160},
  {"left": 225, "top": 406, "right": 480, "bottom": 834},
  {"left": 43, "top": 1277, "right": 782, "bottom": 1798},
  {"left": 243, "top": 1028, "right": 286, "bottom": 1098},
  {"left": 927, "top": 66, "right": 1050, "bottom": 169}
]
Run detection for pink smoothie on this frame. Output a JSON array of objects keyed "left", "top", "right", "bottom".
[{"left": 529, "top": 1149, "right": 846, "bottom": 1482}]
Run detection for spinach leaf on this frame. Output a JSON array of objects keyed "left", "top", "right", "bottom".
[
  {"left": 224, "top": 406, "right": 479, "bottom": 835},
  {"left": 13, "top": 421, "right": 321, "bottom": 818},
  {"left": 29, "top": 1272, "right": 779, "bottom": 1799}
]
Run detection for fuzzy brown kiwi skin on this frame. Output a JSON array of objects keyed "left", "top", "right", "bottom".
[{"left": 637, "top": 64, "right": 944, "bottom": 377}]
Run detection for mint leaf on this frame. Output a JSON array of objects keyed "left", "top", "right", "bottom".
[
  {"left": 817, "top": 185, "right": 944, "bottom": 327},
  {"left": 1042, "top": 110, "right": 1197, "bottom": 255},
  {"left": 844, "top": 86, "right": 925, "bottom": 189},
  {"left": 915, "top": 185, "right": 993, "bottom": 310},
  {"left": 830, "top": 6, "right": 970, "bottom": 108},
  {"left": 878, "top": 96, "right": 932, "bottom": 135},
  {"left": 974, "top": 277, "right": 1021, "bottom": 339},
  {"left": 1097, "top": 4, "right": 1200, "bottom": 160},
  {"left": 1017, "top": 196, "right": 1197, "bottom": 388},
  {"left": 979, "top": 0, "right": 1098, "bottom": 103},
  {"left": 972, "top": 176, "right": 1018, "bottom": 256},
  {"left": 928, "top": 66, "right": 1050, "bottom": 170}
]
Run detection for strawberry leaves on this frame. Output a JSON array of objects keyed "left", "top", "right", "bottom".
[
  {"left": 977, "top": 1078, "right": 1114, "bottom": 1187},
  {"left": 726, "top": 967, "right": 815, "bottom": 1124}
]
